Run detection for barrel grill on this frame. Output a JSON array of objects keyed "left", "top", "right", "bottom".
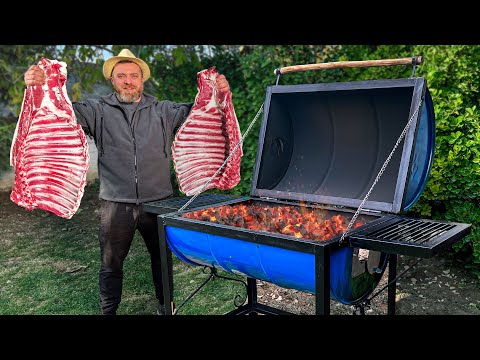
[{"left": 145, "top": 58, "right": 471, "bottom": 315}]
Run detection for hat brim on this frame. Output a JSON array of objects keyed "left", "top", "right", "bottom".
[{"left": 103, "top": 56, "right": 150, "bottom": 81}]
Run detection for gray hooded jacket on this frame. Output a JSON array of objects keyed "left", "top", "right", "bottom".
[{"left": 73, "top": 92, "right": 192, "bottom": 204}]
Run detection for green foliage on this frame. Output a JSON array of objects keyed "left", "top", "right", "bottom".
[
  {"left": 0, "top": 123, "right": 16, "bottom": 177},
  {"left": 133, "top": 45, "right": 205, "bottom": 102},
  {"left": 0, "top": 45, "right": 107, "bottom": 114},
  {"left": 338, "top": 45, "right": 415, "bottom": 81},
  {"left": 443, "top": 200, "right": 480, "bottom": 280},
  {"left": 409, "top": 46, "right": 480, "bottom": 268},
  {"left": 416, "top": 46, "right": 480, "bottom": 199},
  {"left": 422, "top": 91, "right": 480, "bottom": 202}
]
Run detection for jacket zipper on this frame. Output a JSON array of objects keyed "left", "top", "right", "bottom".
[
  {"left": 116, "top": 98, "right": 142, "bottom": 205},
  {"left": 131, "top": 106, "right": 140, "bottom": 205},
  {"left": 132, "top": 134, "right": 139, "bottom": 205}
]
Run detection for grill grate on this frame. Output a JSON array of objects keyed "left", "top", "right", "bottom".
[
  {"left": 145, "top": 193, "right": 237, "bottom": 212},
  {"left": 365, "top": 218, "right": 455, "bottom": 245}
]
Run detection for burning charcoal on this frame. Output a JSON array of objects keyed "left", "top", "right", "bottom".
[
  {"left": 247, "top": 222, "right": 261, "bottom": 231},
  {"left": 313, "top": 209, "right": 327, "bottom": 222},
  {"left": 311, "top": 229, "right": 325, "bottom": 240},
  {"left": 235, "top": 217, "right": 245, "bottom": 227},
  {"left": 264, "top": 208, "right": 273, "bottom": 217},
  {"left": 256, "top": 212, "right": 266, "bottom": 222},
  {"left": 295, "top": 224, "right": 307, "bottom": 236},
  {"left": 353, "top": 221, "right": 364, "bottom": 228},
  {"left": 244, "top": 215, "right": 256, "bottom": 223},
  {"left": 275, "top": 220, "right": 286, "bottom": 230},
  {"left": 281, "top": 226, "right": 295, "bottom": 236},
  {"left": 303, "top": 211, "right": 316, "bottom": 223}
]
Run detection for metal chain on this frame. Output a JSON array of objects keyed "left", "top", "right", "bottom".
[
  {"left": 178, "top": 103, "right": 265, "bottom": 212},
  {"left": 339, "top": 98, "right": 424, "bottom": 243}
]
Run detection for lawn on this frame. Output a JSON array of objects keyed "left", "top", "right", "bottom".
[{"left": 0, "top": 180, "right": 245, "bottom": 315}]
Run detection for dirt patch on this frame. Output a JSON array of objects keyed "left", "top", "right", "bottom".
[
  {"left": 1, "top": 185, "right": 480, "bottom": 315},
  {"left": 255, "top": 254, "right": 480, "bottom": 315}
]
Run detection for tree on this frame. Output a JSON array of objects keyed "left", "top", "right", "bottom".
[{"left": 0, "top": 45, "right": 111, "bottom": 121}]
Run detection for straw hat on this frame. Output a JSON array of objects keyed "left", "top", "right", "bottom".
[{"left": 103, "top": 48, "right": 150, "bottom": 81}]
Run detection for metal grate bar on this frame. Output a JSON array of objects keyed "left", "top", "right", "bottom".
[
  {"left": 367, "top": 218, "right": 455, "bottom": 244},
  {"left": 414, "top": 223, "right": 454, "bottom": 244},
  {"left": 369, "top": 219, "right": 419, "bottom": 238},
  {"left": 390, "top": 221, "right": 443, "bottom": 242},
  {"left": 149, "top": 194, "right": 236, "bottom": 210}
]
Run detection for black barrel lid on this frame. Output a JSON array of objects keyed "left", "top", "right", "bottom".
[{"left": 250, "top": 77, "right": 430, "bottom": 214}]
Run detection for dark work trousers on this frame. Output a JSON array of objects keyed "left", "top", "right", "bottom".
[{"left": 98, "top": 200, "right": 168, "bottom": 315}]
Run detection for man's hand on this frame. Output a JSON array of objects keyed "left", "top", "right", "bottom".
[
  {"left": 24, "top": 65, "right": 46, "bottom": 87},
  {"left": 216, "top": 74, "right": 230, "bottom": 95}
]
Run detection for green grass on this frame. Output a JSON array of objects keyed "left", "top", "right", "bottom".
[{"left": 0, "top": 182, "right": 246, "bottom": 315}]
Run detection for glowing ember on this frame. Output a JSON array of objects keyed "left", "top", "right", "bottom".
[{"left": 183, "top": 203, "right": 366, "bottom": 241}]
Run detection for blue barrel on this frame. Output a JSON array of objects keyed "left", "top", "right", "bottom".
[{"left": 165, "top": 226, "right": 389, "bottom": 305}]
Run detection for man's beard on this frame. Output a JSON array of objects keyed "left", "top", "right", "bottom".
[{"left": 114, "top": 83, "right": 144, "bottom": 103}]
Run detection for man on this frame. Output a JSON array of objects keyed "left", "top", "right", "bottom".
[{"left": 24, "top": 48, "right": 231, "bottom": 315}]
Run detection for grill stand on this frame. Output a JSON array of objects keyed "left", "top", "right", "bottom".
[
  {"left": 148, "top": 196, "right": 448, "bottom": 316},
  {"left": 387, "top": 255, "right": 397, "bottom": 315},
  {"left": 157, "top": 216, "right": 400, "bottom": 315},
  {"left": 150, "top": 199, "right": 439, "bottom": 316},
  {"left": 226, "top": 253, "right": 401, "bottom": 316},
  {"left": 159, "top": 219, "right": 257, "bottom": 315},
  {"left": 158, "top": 221, "right": 175, "bottom": 315}
]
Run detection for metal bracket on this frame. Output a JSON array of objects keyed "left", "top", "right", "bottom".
[
  {"left": 353, "top": 299, "right": 371, "bottom": 315},
  {"left": 410, "top": 56, "right": 421, "bottom": 78},
  {"left": 275, "top": 68, "right": 282, "bottom": 85},
  {"left": 361, "top": 209, "right": 382, "bottom": 214},
  {"left": 260, "top": 196, "right": 277, "bottom": 201},
  {"left": 358, "top": 256, "right": 424, "bottom": 314},
  {"left": 173, "top": 266, "right": 248, "bottom": 314}
]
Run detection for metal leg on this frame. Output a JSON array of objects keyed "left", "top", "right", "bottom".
[
  {"left": 246, "top": 277, "right": 257, "bottom": 312},
  {"left": 315, "top": 247, "right": 330, "bottom": 315},
  {"left": 158, "top": 217, "right": 174, "bottom": 315},
  {"left": 387, "top": 254, "right": 397, "bottom": 315}
]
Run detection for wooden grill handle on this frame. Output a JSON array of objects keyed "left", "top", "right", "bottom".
[{"left": 274, "top": 56, "right": 423, "bottom": 75}]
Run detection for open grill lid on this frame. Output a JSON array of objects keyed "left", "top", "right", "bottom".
[{"left": 250, "top": 77, "right": 435, "bottom": 214}]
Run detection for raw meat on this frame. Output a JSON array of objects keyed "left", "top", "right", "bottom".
[
  {"left": 10, "top": 58, "right": 89, "bottom": 219},
  {"left": 172, "top": 66, "right": 242, "bottom": 196}
]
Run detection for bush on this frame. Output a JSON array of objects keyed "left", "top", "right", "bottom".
[
  {"left": 0, "top": 123, "right": 16, "bottom": 177},
  {"left": 414, "top": 45, "right": 480, "bottom": 278}
]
